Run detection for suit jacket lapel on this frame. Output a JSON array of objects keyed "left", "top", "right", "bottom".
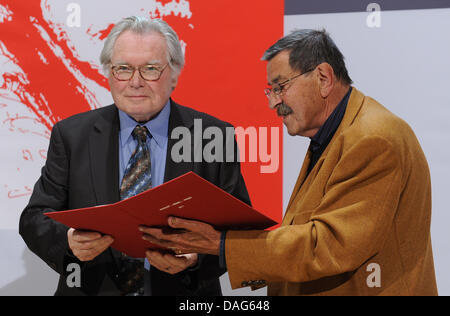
[
  {"left": 164, "top": 99, "right": 194, "bottom": 182},
  {"left": 286, "top": 150, "right": 311, "bottom": 212},
  {"left": 89, "top": 105, "right": 120, "bottom": 205}
]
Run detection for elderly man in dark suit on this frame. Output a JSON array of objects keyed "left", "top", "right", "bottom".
[{"left": 19, "top": 16, "right": 250, "bottom": 296}]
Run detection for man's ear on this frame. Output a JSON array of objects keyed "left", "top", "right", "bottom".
[
  {"left": 171, "top": 74, "right": 179, "bottom": 91},
  {"left": 316, "top": 63, "right": 335, "bottom": 98}
]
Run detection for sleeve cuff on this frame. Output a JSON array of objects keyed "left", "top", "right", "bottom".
[{"left": 219, "top": 231, "right": 227, "bottom": 269}]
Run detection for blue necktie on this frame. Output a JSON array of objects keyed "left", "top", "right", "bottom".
[
  {"left": 120, "top": 125, "right": 152, "bottom": 200},
  {"left": 117, "top": 125, "right": 151, "bottom": 296}
]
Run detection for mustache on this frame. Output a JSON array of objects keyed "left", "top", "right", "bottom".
[{"left": 277, "top": 103, "right": 294, "bottom": 117}]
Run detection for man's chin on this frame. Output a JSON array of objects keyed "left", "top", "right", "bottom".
[
  {"left": 286, "top": 128, "right": 298, "bottom": 136},
  {"left": 282, "top": 115, "right": 300, "bottom": 136},
  {"left": 282, "top": 118, "right": 294, "bottom": 136},
  {"left": 118, "top": 102, "right": 163, "bottom": 122}
]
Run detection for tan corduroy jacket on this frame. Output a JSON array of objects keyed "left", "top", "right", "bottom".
[{"left": 225, "top": 88, "right": 438, "bottom": 296}]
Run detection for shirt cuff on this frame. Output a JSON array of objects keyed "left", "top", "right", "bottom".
[{"left": 219, "top": 231, "right": 227, "bottom": 269}]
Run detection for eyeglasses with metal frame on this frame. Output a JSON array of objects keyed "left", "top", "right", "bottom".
[{"left": 264, "top": 68, "right": 314, "bottom": 98}]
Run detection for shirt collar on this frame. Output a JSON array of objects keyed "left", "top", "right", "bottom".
[
  {"left": 310, "top": 87, "right": 352, "bottom": 151},
  {"left": 118, "top": 100, "right": 171, "bottom": 148}
]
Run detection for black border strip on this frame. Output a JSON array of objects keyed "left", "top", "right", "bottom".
[{"left": 285, "top": 0, "right": 450, "bottom": 15}]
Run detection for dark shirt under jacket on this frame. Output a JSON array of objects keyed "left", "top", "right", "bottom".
[{"left": 308, "top": 87, "right": 352, "bottom": 175}]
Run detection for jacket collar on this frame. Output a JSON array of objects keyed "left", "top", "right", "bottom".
[
  {"left": 90, "top": 105, "right": 121, "bottom": 205},
  {"left": 164, "top": 99, "right": 195, "bottom": 182}
]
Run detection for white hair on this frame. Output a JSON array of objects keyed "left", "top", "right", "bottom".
[{"left": 100, "top": 16, "right": 185, "bottom": 77}]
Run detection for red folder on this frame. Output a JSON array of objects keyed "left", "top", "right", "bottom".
[{"left": 46, "top": 172, "right": 277, "bottom": 258}]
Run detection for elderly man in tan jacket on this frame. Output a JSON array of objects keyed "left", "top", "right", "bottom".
[{"left": 140, "top": 29, "right": 438, "bottom": 296}]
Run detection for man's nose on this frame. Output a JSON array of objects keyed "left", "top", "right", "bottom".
[
  {"left": 129, "top": 70, "right": 145, "bottom": 88},
  {"left": 268, "top": 93, "right": 282, "bottom": 110}
]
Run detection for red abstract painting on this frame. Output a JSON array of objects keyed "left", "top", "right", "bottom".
[{"left": 0, "top": 0, "right": 283, "bottom": 227}]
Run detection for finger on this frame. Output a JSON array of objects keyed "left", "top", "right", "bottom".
[
  {"left": 73, "top": 235, "right": 114, "bottom": 253},
  {"left": 180, "top": 253, "right": 198, "bottom": 262},
  {"left": 170, "top": 253, "right": 199, "bottom": 269},
  {"left": 146, "top": 250, "right": 184, "bottom": 269},
  {"left": 145, "top": 250, "right": 177, "bottom": 273},
  {"left": 183, "top": 253, "right": 199, "bottom": 268},
  {"left": 163, "top": 253, "right": 190, "bottom": 270},
  {"left": 166, "top": 253, "right": 199, "bottom": 271},
  {"left": 144, "top": 250, "right": 163, "bottom": 266},
  {"left": 146, "top": 251, "right": 194, "bottom": 274},
  {"left": 72, "top": 230, "right": 103, "bottom": 242},
  {"left": 168, "top": 217, "right": 210, "bottom": 232},
  {"left": 139, "top": 227, "right": 167, "bottom": 239},
  {"left": 79, "top": 239, "right": 114, "bottom": 262},
  {"left": 91, "top": 235, "right": 114, "bottom": 253},
  {"left": 142, "top": 233, "right": 173, "bottom": 248},
  {"left": 79, "top": 235, "right": 114, "bottom": 250},
  {"left": 142, "top": 231, "right": 204, "bottom": 255}
]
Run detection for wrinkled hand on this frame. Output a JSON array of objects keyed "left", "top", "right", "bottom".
[
  {"left": 67, "top": 228, "right": 114, "bottom": 262},
  {"left": 139, "top": 217, "right": 221, "bottom": 256},
  {"left": 145, "top": 251, "right": 198, "bottom": 275}
]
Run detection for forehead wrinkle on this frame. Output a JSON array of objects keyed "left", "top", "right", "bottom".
[
  {"left": 147, "top": 59, "right": 164, "bottom": 65},
  {"left": 268, "top": 75, "right": 285, "bottom": 86},
  {"left": 111, "top": 31, "right": 168, "bottom": 66}
]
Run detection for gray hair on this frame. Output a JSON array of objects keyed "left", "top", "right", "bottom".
[
  {"left": 262, "top": 29, "right": 352, "bottom": 85},
  {"left": 100, "top": 16, "right": 185, "bottom": 77}
]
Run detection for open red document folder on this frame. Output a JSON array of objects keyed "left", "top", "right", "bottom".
[{"left": 46, "top": 172, "right": 277, "bottom": 258}]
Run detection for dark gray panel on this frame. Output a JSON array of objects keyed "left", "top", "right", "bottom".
[{"left": 285, "top": 0, "right": 450, "bottom": 15}]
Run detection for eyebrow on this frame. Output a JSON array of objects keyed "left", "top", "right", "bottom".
[{"left": 267, "top": 75, "right": 284, "bottom": 86}]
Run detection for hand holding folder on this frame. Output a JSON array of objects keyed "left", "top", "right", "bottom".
[{"left": 46, "top": 172, "right": 277, "bottom": 258}]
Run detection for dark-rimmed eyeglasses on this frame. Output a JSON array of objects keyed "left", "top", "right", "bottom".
[
  {"left": 264, "top": 69, "right": 314, "bottom": 98},
  {"left": 110, "top": 63, "right": 169, "bottom": 81}
]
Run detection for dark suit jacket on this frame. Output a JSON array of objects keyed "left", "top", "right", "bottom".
[{"left": 19, "top": 100, "right": 251, "bottom": 296}]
